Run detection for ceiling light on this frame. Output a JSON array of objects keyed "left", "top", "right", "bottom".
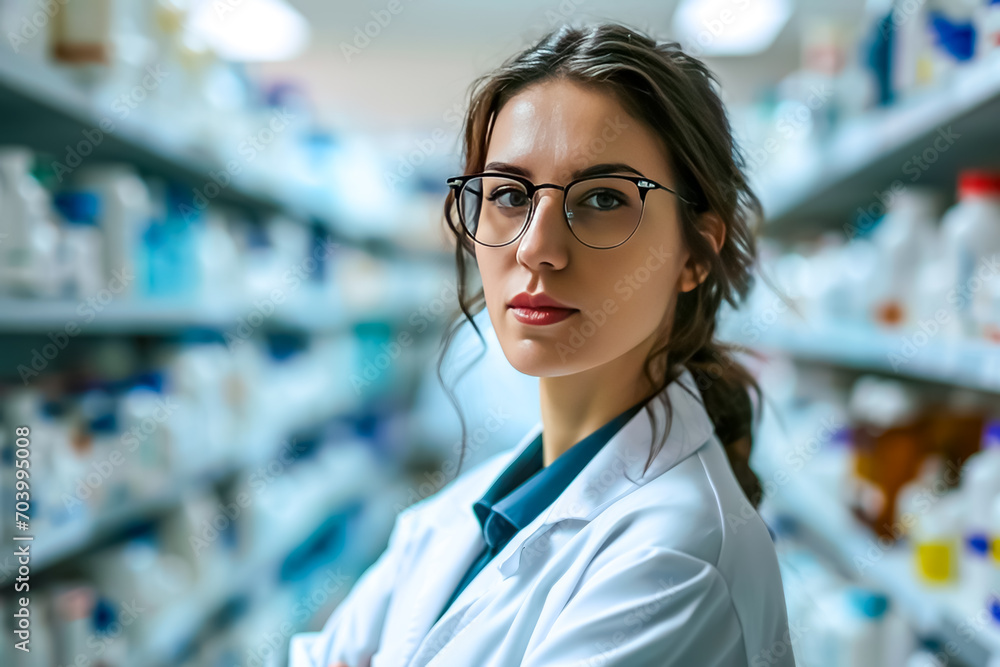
[
  {"left": 189, "top": 0, "right": 310, "bottom": 62},
  {"left": 671, "top": 0, "right": 793, "bottom": 56}
]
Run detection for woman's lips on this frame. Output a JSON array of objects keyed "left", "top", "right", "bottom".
[{"left": 509, "top": 306, "right": 579, "bottom": 325}]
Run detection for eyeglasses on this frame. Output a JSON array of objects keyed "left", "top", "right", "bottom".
[{"left": 446, "top": 171, "right": 694, "bottom": 249}]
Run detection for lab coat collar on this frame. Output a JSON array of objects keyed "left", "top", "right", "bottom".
[{"left": 495, "top": 365, "right": 715, "bottom": 578}]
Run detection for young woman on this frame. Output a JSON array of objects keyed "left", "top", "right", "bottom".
[{"left": 291, "top": 21, "right": 794, "bottom": 667}]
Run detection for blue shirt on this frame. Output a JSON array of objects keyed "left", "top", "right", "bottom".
[{"left": 434, "top": 397, "right": 649, "bottom": 624}]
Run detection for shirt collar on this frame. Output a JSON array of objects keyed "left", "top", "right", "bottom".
[{"left": 472, "top": 396, "right": 650, "bottom": 548}]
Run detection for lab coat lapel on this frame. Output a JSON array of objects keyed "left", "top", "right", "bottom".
[
  {"left": 399, "top": 423, "right": 545, "bottom": 666},
  {"left": 496, "top": 366, "right": 714, "bottom": 577}
]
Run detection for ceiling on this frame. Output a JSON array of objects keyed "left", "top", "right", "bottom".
[{"left": 254, "top": 0, "right": 868, "bottom": 136}]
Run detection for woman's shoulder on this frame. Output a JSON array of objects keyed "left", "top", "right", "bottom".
[{"left": 593, "top": 435, "right": 776, "bottom": 571}]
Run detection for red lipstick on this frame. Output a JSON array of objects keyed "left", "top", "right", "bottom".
[{"left": 507, "top": 292, "right": 579, "bottom": 326}]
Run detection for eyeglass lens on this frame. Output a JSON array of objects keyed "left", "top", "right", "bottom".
[{"left": 459, "top": 176, "right": 644, "bottom": 248}]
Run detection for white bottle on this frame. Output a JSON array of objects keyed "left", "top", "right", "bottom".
[
  {"left": 895, "top": 454, "right": 944, "bottom": 539},
  {"left": 938, "top": 170, "right": 1000, "bottom": 338},
  {"left": 989, "top": 495, "right": 1000, "bottom": 608},
  {"left": 54, "top": 191, "right": 105, "bottom": 298},
  {"left": 963, "top": 420, "right": 1000, "bottom": 535},
  {"left": 196, "top": 208, "right": 242, "bottom": 305},
  {"left": 810, "top": 586, "right": 890, "bottom": 667},
  {"left": 0, "top": 147, "right": 62, "bottom": 297},
  {"left": 976, "top": 0, "right": 1000, "bottom": 58},
  {"left": 73, "top": 164, "right": 153, "bottom": 299},
  {"left": 870, "top": 187, "right": 940, "bottom": 328}
]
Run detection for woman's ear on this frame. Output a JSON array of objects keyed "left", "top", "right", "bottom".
[{"left": 679, "top": 211, "right": 726, "bottom": 293}]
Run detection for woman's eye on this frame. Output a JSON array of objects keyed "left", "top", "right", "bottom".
[
  {"left": 582, "top": 189, "right": 624, "bottom": 210},
  {"left": 490, "top": 188, "right": 529, "bottom": 208}
]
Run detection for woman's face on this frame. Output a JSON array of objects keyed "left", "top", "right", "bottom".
[{"left": 475, "top": 78, "right": 706, "bottom": 379}]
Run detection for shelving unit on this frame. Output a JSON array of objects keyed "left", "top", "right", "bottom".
[
  {"left": 0, "top": 294, "right": 426, "bottom": 334},
  {"left": 8, "top": 465, "right": 236, "bottom": 582},
  {"left": 131, "top": 461, "right": 384, "bottom": 667},
  {"left": 760, "top": 472, "right": 1000, "bottom": 667},
  {"left": 0, "top": 46, "right": 448, "bottom": 667},
  {"left": 742, "top": 35, "right": 1000, "bottom": 667},
  {"left": 0, "top": 50, "right": 452, "bottom": 265},
  {"left": 759, "top": 55, "right": 1000, "bottom": 234},
  {"left": 720, "top": 317, "right": 1000, "bottom": 393}
]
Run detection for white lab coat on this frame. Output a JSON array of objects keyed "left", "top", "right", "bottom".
[{"left": 289, "top": 367, "right": 795, "bottom": 667}]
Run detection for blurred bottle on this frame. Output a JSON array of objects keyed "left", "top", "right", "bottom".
[
  {"left": 195, "top": 208, "right": 242, "bottom": 304},
  {"left": 1, "top": 0, "right": 53, "bottom": 62},
  {"left": 142, "top": 181, "right": 200, "bottom": 298},
  {"left": 977, "top": 0, "right": 1000, "bottom": 56},
  {"left": 806, "top": 586, "right": 906, "bottom": 667},
  {"left": 962, "top": 419, "right": 1000, "bottom": 539},
  {"left": 54, "top": 190, "right": 106, "bottom": 298},
  {"left": 938, "top": 170, "right": 1000, "bottom": 338},
  {"left": 894, "top": 454, "right": 945, "bottom": 540},
  {"left": 990, "top": 495, "right": 1000, "bottom": 602},
  {"left": 117, "top": 371, "right": 173, "bottom": 497},
  {"left": 74, "top": 164, "right": 154, "bottom": 299},
  {"left": 51, "top": 0, "right": 112, "bottom": 65},
  {"left": 891, "top": 0, "right": 935, "bottom": 98},
  {"left": 912, "top": 490, "right": 964, "bottom": 584},
  {"left": 0, "top": 146, "right": 62, "bottom": 297},
  {"left": 959, "top": 420, "right": 1000, "bottom": 608},
  {"left": 870, "top": 188, "right": 941, "bottom": 328},
  {"left": 848, "top": 376, "right": 929, "bottom": 539},
  {"left": 925, "top": 0, "right": 980, "bottom": 83}
]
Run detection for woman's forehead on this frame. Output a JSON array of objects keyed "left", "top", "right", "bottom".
[{"left": 485, "top": 80, "right": 670, "bottom": 180}]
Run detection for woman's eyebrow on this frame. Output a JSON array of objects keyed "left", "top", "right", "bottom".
[
  {"left": 573, "top": 163, "right": 643, "bottom": 178},
  {"left": 483, "top": 161, "right": 531, "bottom": 177},
  {"left": 482, "top": 161, "right": 644, "bottom": 179}
]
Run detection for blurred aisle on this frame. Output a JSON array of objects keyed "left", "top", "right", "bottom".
[{"left": 0, "top": 1, "right": 998, "bottom": 666}]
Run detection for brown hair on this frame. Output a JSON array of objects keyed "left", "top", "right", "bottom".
[{"left": 436, "top": 21, "right": 766, "bottom": 508}]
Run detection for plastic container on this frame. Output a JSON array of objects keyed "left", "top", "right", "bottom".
[
  {"left": 963, "top": 420, "right": 1000, "bottom": 533},
  {"left": 870, "top": 188, "right": 940, "bottom": 328},
  {"left": 978, "top": 0, "right": 1000, "bottom": 57},
  {"left": 938, "top": 170, "right": 1000, "bottom": 338},
  {"left": 54, "top": 191, "right": 105, "bottom": 298},
  {"left": 74, "top": 164, "right": 154, "bottom": 298},
  {"left": 991, "top": 495, "right": 1000, "bottom": 606},
  {"left": 809, "top": 586, "right": 892, "bottom": 667},
  {"left": 0, "top": 147, "right": 62, "bottom": 297},
  {"left": 848, "top": 376, "right": 927, "bottom": 538},
  {"left": 912, "top": 490, "right": 964, "bottom": 584},
  {"left": 925, "top": 3, "right": 978, "bottom": 85},
  {"left": 895, "top": 454, "right": 944, "bottom": 539},
  {"left": 52, "top": 0, "right": 113, "bottom": 64}
]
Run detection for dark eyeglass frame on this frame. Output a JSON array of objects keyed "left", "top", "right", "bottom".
[{"left": 445, "top": 171, "right": 696, "bottom": 249}]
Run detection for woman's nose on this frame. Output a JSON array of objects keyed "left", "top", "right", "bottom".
[{"left": 515, "top": 190, "right": 571, "bottom": 269}]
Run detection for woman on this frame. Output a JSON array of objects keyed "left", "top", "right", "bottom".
[{"left": 291, "top": 21, "right": 794, "bottom": 667}]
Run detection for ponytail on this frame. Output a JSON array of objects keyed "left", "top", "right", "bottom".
[{"left": 687, "top": 344, "right": 763, "bottom": 508}]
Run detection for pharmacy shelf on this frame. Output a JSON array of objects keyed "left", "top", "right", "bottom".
[
  {"left": 0, "top": 50, "right": 450, "bottom": 264},
  {"left": 0, "top": 294, "right": 426, "bottom": 334},
  {"left": 759, "top": 55, "right": 1000, "bottom": 233},
  {"left": 134, "top": 492, "right": 371, "bottom": 666},
  {"left": 11, "top": 465, "right": 239, "bottom": 582},
  {"left": 0, "top": 394, "right": 363, "bottom": 587},
  {"left": 721, "top": 317, "right": 1000, "bottom": 393},
  {"left": 761, "top": 472, "right": 1000, "bottom": 667}
]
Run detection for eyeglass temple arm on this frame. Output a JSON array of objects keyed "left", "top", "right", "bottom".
[{"left": 639, "top": 179, "right": 697, "bottom": 207}]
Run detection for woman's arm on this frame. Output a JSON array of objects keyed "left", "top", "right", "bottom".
[
  {"left": 521, "top": 545, "right": 752, "bottom": 667},
  {"left": 288, "top": 510, "right": 413, "bottom": 667}
]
